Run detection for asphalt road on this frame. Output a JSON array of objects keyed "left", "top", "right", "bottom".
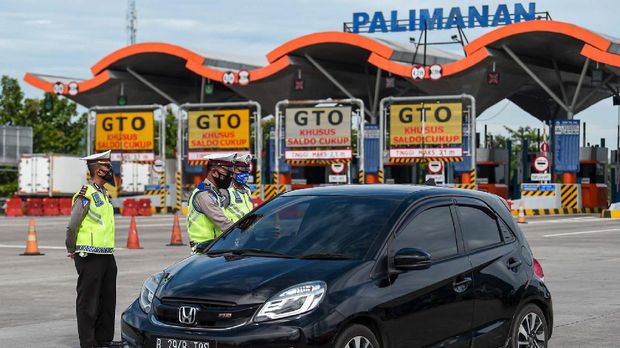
[{"left": 0, "top": 214, "right": 618, "bottom": 347}]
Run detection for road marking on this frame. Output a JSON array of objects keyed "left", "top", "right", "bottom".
[
  {"left": 0, "top": 244, "right": 126, "bottom": 250},
  {"left": 543, "top": 229, "right": 620, "bottom": 237},
  {"left": 526, "top": 217, "right": 604, "bottom": 224}
]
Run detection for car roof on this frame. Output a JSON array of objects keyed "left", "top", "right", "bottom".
[{"left": 281, "top": 184, "right": 497, "bottom": 201}]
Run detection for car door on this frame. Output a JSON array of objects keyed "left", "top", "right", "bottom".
[
  {"left": 382, "top": 199, "right": 474, "bottom": 348},
  {"left": 454, "top": 198, "right": 529, "bottom": 347}
]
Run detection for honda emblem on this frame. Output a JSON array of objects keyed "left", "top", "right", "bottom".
[{"left": 178, "top": 306, "right": 197, "bottom": 325}]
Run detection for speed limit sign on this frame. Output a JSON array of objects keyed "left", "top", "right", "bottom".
[{"left": 428, "top": 161, "right": 444, "bottom": 174}]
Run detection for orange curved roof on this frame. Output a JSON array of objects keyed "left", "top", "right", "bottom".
[
  {"left": 464, "top": 20, "right": 612, "bottom": 56},
  {"left": 266, "top": 31, "right": 395, "bottom": 63},
  {"left": 91, "top": 42, "right": 205, "bottom": 75},
  {"left": 24, "top": 20, "right": 620, "bottom": 97},
  {"left": 23, "top": 71, "right": 111, "bottom": 94}
]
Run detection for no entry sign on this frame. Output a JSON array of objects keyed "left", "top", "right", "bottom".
[
  {"left": 534, "top": 156, "right": 549, "bottom": 173},
  {"left": 330, "top": 163, "right": 345, "bottom": 174},
  {"left": 427, "top": 160, "right": 443, "bottom": 174}
]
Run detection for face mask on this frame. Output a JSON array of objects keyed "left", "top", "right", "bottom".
[
  {"left": 101, "top": 168, "right": 115, "bottom": 186},
  {"left": 234, "top": 172, "right": 250, "bottom": 185},
  {"left": 213, "top": 171, "right": 233, "bottom": 189}
]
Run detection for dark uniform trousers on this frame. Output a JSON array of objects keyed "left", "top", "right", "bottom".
[{"left": 74, "top": 253, "right": 117, "bottom": 348}]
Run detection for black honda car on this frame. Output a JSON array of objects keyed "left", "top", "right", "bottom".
[{"left": 122, "top": 185, "right": 552, "bottom": 348}]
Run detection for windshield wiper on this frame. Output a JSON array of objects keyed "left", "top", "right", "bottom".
[
  {"left": 208, "top": 248, "right": 292, "bottom": 258},
  {"left": 298, "top": 253, "right": 354, "bottom": 260}
]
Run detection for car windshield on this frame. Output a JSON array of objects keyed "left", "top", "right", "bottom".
[{"left": 207, "top": 195, "right": 400, "bottom": 260}]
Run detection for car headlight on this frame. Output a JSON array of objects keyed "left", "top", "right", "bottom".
[
  {"left": 254, "top": 281, "right": 326, "bottom": 322},
  {"left": 139, "top": 272, "right": 164, "bottom": 313}
]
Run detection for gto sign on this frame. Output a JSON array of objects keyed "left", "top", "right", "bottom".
[
  {"left": 285, "top": 106, "right": 352, "bottom": 148},
  {"left": 188, "top": 109, "right": 250, "bottom": 150},
  {"left": 95, "top": 111, "right": 154, "bottom": 151},
  {"left": 390, "top": 102, "right": 463, "bottom": 146}
]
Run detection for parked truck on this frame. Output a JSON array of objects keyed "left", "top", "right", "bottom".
[{"left": 18, "top": 154, "right": 87, "bottom": 196}]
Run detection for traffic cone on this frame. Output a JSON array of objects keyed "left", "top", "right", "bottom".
[
  {"left": 166, "top": 213, "right": 185, "bottom": 246},
  {"left": 126, "top": 216, "right": 143, "bottom": 249},
  {"left": 517, "top": 202, "right": 527, "bottom": 224},
  {"left": 20, "top": 218, "right": 44, "bottom": 256}
]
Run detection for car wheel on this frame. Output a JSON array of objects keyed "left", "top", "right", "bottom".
[
  {"left": 511, "top": 304, "right": 548, "bottom": 348},
  {"left": 334, "top": 324, "right": 380, "bottom": 348}
]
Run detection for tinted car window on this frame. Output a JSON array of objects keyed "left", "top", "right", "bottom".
[
  {"left": 458, "top": 205, "right": 502, "bottom": 250},
  {"left": 209, "top": 196, "right": 400, "bottom": 259},
  {"left": 396, "top": 206, "right": 458, "bottom": 260},
  {"left": 499, "top": 220, "right": 515, "bottom": 243}
]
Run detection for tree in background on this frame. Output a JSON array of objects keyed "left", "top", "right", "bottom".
[{"left": 0, "top": 75, "right": 87, "bottom": 196}]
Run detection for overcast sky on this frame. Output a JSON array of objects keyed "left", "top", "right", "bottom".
[{"left": 2, "top": 0, "right": 620, "bottom": 146}]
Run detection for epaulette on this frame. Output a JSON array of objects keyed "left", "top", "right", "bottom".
[{"left": 78, "top": 185, "right": 88, "bottom": 196}]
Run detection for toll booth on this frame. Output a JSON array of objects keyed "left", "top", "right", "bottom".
[
  {"left": 273, "top": 98, "right": 365, "bottom": 192},
  {"left": 610, "top": 150, "right": 620, "bottom": 204},
  {"left": 579, "top": 146, "right": 608, "bottom": 209},
  {"left": 177, "top": 102, "right": 263, "bottom": 207},
  {"left": 476, "top": 148, "right": 509, "bottom": 198}
]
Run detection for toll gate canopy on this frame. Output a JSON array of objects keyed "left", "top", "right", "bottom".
[{"left": 24, "top": 20, "right": 620, "bottom": 123}]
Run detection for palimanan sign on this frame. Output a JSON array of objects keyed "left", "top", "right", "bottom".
[{"left": 350, "top": 2, "right": 537, "bottom": 33}]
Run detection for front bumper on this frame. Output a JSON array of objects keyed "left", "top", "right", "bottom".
[{"left": 121, "top": 300, "right": 339, "bottom": 348}]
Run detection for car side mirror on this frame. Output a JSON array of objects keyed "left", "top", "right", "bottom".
[{"left": 393, "top": 248, "right": 432, "bottom": 271}]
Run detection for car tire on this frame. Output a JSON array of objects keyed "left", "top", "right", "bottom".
[
  {"left": 510, "top": 304, "right": 548, "bottom": 348},
  {"left": 334, "top": 324, "right": 381, "bottom": 348}
]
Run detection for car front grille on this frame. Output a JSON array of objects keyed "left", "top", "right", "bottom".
[{"left": 154, "top": 297, "right": 261, "bottom": 329}]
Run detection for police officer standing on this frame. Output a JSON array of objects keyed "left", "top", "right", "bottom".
[
  {"left": 65, "top": 150, "right": 121, "bottom": 348},
  {"left": 186, "top": 153, "right": 236, "bottom": 249},
  {"left": 225, "top": 153, "right": 254, "bottom": 222}
]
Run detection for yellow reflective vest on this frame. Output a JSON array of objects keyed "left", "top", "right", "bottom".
[
  {"left": 187, "top": 186, "right": 227, "bottom": 243},
  {"left": 225, "top": 185, "right": 253, "bottom": 222},
  {"left": 73, "top": 184, "right": 115, "bottom": 254}
]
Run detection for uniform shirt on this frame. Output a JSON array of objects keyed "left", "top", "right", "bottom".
[
  {"left": 65, "top": 182, "right": 109, "bottom": 253},
  {"left": 192, "top": 178, "right": 234, "bottom": 232}
]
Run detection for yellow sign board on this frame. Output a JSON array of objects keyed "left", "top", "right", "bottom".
[
  {"left": 390, "top": 102, "right": 462, "bottom": 146},
  {"left": 95, "top": 111, "right": 154, "bottom": 151},
  {"left": 188, "top": 109, "right": 250, "bottom": 149}
]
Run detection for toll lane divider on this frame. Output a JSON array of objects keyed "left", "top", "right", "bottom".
[
  {"left": 511, "top": 207, "right": 602, "bottom": 216},
  {"left": 600, "top": 209, "right": 620, "bottom": 218}
]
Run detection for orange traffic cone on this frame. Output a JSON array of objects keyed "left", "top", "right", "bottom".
[
  {"left": 166, "top": 213, "right": 185, "bottom": 246},
  {"left": 517, "top": 202, "right": 527, "bottom": 224},
  {"left": 126, "top": 216, "right": 143, "bottom": 249},
  {"left": 20, "top": 218, "right": 44, "bottom": 256}
]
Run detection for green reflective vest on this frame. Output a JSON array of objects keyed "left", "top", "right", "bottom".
[
  {"left": 73, "top": 184, "right": 115, "bottom": 254},
  {"left": 225, "top": 185, "right": 253, "bottom": 222},
  {"left": 187, "top": 187, "right": 227, "bottom": 243}
]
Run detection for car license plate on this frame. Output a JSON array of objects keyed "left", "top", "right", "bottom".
[{"left": 154, "top": 337, "right": 216, "bottom": 348}]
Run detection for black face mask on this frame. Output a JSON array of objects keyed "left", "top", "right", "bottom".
[
  {"left": 212, "top": 171, "right": 232, "bottom": 189},
  {"left": 100, "top": 168, "right": 115, "bottom": 186}
]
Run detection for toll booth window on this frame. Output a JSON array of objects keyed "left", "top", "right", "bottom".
[{"left": 477, "top": 165, "right": 499, "bottom": 184}]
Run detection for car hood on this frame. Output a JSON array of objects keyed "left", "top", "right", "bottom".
[{"left": 157, "top": 254, "right": 362, "bottom": 305}]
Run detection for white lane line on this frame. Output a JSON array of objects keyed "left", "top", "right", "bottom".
[
  {"left": 526, "top": 217, "right": 603, "bottom": 224},
  {"left": 543, "top": 229, "right": 620, "bottom": 237},
  {"left": 0, "top": 244, "right": 126, "bottom": 250}
]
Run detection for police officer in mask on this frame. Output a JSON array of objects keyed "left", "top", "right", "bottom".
[
  {"left": 186, "top": 153, "right": 236, "bottom": 250},
  {"left": 65, "top": 150, "right": 122, "bottom": 348},
  {"left": 225, "top": 153, "right": 254, "bottom": 222}
]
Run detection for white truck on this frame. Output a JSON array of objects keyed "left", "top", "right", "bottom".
[{"left": 18, "top": 154, "right": 87, "bottom": 196}]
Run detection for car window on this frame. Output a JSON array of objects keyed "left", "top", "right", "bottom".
[
  {"left": 209, "top": 196, "right": 400, "bottom": 259},
  {"left": 395, "top": 206, "right": 458, "bottom": 260},
  {"left": 499, "top": 220, "right": 515, "bottom": 243},
  {"left": 457, "top": 205, "right": 502, "bottom": 251}
]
